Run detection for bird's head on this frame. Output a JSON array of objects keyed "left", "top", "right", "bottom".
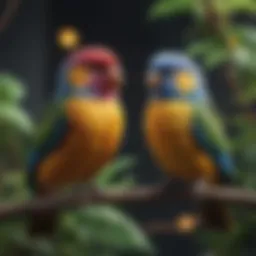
[
  {"left": 55, "top": 45, "right": 124, "bottom": 100},
  {"left": 144, "top": 51, "right": 209, "bottom": 102}
]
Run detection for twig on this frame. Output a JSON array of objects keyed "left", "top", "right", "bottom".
[
  {"left": 0, "top": 0, "right": 21, "bottom": 32},
  {"left": 203, "top": 0, "right": 242, "bottom": 106},
  {"left": 0, "top": 182, "right": 255, "bottom": 220}
]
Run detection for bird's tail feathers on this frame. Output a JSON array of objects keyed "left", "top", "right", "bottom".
[{"left": 28, "top": 186, "right": 58, "bottom": 237}]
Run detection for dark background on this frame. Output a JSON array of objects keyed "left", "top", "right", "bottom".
[
  {"left": 50, "top": 2, "right": 200, "bottom": 254},
  {"left": 0, "top": 0, "right": 240, "bottom": 255}
]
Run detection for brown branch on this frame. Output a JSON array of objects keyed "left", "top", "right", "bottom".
[
  {"left": 203, "top": 1, "right": 255, "bottom": 119},
  {"left": 0, "top": 182, "right": 256, "bottom": 220},
  {"left": 203, "top": 0, "right": 241, "bottom": 100},
  {"left": 0, "top": 0, "right": 21, "bottom": 32}
]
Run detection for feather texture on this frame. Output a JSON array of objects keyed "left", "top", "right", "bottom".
[
  {"left": 143, "top": 51, "right": 235, "bottom": 231},
  {"left": 192, "top": 105, "right": 235, "bottom": 183},
  {"left": 26, "top": 46, "right": 126, "bottom": 236},
  {"left": 27, "top": 103, "right": 68, "bottom": 192}
]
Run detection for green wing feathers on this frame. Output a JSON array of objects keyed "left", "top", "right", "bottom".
[
  {"left": 192, "top": 105, "right": 235, "bottom": 183},
  {"left": 34, "top": 103, "right": 66, "bottom": 146}
]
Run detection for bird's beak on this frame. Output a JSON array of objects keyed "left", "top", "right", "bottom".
[{"left": 68, "top": 65, "right": 94, "bottom": 92}]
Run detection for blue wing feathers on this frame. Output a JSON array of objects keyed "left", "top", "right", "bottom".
[{"left": 27, "top": 116, "right": 69, "bottom": 192}]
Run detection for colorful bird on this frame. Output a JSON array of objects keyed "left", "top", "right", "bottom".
[
  {"left": 27, "top": 45, "right": 126, "bottom": 236},
  {"left": 143, "top": 51, "right": 235, "bottom": 231}
]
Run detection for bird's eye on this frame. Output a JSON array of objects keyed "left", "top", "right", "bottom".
[
  {"left": 145, "top": 71, "right": 161, "bottom": 88},
  {"left": 174, "top": 71, "right": 197, "bottom": 93},
  {"left": 68, "top": 65, "right": 90, "bottom": 87}
]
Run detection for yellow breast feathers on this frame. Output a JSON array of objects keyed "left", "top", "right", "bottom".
[
  {"left": 38, "top": 99, "right": 126, "bottom": 190},
  {"left": 143, "top": 100, "right": 217, "bottom": 182}
]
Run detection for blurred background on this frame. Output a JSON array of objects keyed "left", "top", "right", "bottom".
[{"left": 0, "top": 0, "right": 255, "bottom": 255}]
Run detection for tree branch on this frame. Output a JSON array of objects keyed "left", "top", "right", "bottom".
[
  {"left": 0, "top": 0, "right": 21, "bottom": 33},
  {"left": 0, "top": 182, "right": 255, "bottom": 220}
]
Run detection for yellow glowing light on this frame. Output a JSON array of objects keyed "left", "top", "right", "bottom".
[
  {"left": 175, "top": 213, "right": 198, "bottom": 233},
  {"left": 68, "top": 66, "right": 89, "bottom": 87},
  {"left": 56, "top": 26, "right": 81, "bottom": 50},
  {"left": 175, "top": 72, "right": 197, "bottom": 94}
]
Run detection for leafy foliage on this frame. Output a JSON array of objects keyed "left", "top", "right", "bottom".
[
  {"left": 187, "top": 37, "right": 229, "bottom": 69},
  {"left": 0, "top": 103, "right": 33, "bottom": 136},
  {"left": 148, "top": 0, "right": 256, "bottom": 19},
  {"left": 95, "top": 155, "right": 137, "bottom": 188},
  {"left": 148, "top": 0, "right": 193, "bottom": 19},
  {"left": 149, "top": 0, "right": 256, "bottom": 255},
  {"left": 0, "top": 73, "right": 34, "bottom": 168},
  {"left": 0, "top": 156, "right": 155, "bottom": 256},
  {"left": 186, "top": 26, "right": 256, "bottom": 70},
  {"left": 0, "top": 74, "right": 153, "bottom": 255},
  {"left": 203, "top": 83, "right": 256, "bottom": 256},
  {"left": 149, "top": 0, "right": 256, "bottom": 72},
  {"left": 230, "top": 26, "right": 256, "bottom": 73},
  {"left": 213, "top": 0, "right": 256, "bottom": 15},
  {"left": 0, "top": 73, "right": 26, "bottom": 104},
  {"left": 58, "top": 205, "right": 152, "bottom": 256}
]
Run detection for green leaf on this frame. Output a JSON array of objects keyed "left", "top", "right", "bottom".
[
  {"left": 225, "top": 26, "right": 256, "bottom": 71},
  {"left": 187, "top": 39, "right": 229, "bottom": 69},
  {"left": 94, "top": 155, "right": 138, "bottom": 188},
  {"left": 0, "top": 171, "right": 29, "bottom": 201},
  {"left": 234, "top": 25, "right": 256, "bottom": 46},
  {"left": 0, "top": 152, "right": 153, "bottom": 256},
  {"left": 0, "top": 73, "right": 26, "bottom": 104},
  {"left": 0, "top": 103, "right": 34, "bottom": 166},
  {"left": 59, "top": 206, "right": 155, "bottom": 255},
  {"left": 204, "top": 49, "right": 229, "bottom": 69},
  {"left": 231, "top": 47, "right": 256, "bottom": 72},
  {"left": 0, "top": 103, "right": 34, "bottom": 136},
  {"left": 214, "top": 0, "right": 256, "bottom": 14},
  {"left": 0, "top": 170, "right": 154, "bottom": 256},
  {"left": 237, "top": 83, "right": 256, "bottom": 103},
  {"left": 148, "top": 0, "right": 193, "bottom": 19},
  {"left": 148, "top": 0, "right": 256, "bottom": 20}
]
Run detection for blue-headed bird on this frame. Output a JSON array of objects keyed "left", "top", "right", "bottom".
[
  {"left": 27, "top": 45, "right": 126, "bottom": 236},
  {"left": 143, "top": 51, "right": 235, "bottom": 231}
]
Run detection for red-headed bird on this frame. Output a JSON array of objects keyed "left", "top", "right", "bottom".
[
  {"left": 27, "top": 45, "right": 126, "bottom": 236},
  {"left": 143, "top": 51, "right": 235, "bottom": 231}
]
